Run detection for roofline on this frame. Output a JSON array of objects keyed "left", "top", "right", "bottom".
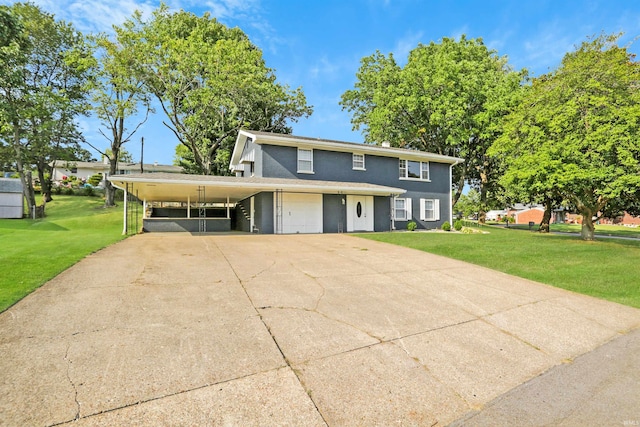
[
  {"left": 231, "top": 130, "right": 464, "bottom": 169},
  {"left": 108, "top": 174, "right": 407, "bottom": 197}
]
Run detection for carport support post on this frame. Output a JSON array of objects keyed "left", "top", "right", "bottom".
[
  {"left": 122, "top": 183, "right": 128, "bottom": 235},
  {"left": 226, "top": 195, "right": 230, "bottom": 218},
  {"left": 187, "top": 195, "right": 190, "bottom": 218}
]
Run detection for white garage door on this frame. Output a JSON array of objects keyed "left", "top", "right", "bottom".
[{"left": 280, "top": 193, "right": 323, "bottom": 234}]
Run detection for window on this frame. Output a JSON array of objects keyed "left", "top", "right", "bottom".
[
  {"left": 353, "top": 153, "right": 365, "bottom": 170},
  {"left": 420, "top": 198, "right": 440, "bottom": 221},
  {"left": 394, "top": 197, "right": 412, "bottom": 221},
  {"left": 297, "top": 148, "right": 313, "bottom": 173},
  {"left": 399, "top": 159, "right": 430, "bottom": 180}
]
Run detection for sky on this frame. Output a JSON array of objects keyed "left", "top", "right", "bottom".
[{"left": 2, "top": 0, "right": 639, "bottom": 165}]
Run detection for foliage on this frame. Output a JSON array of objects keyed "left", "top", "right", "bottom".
[
  {"left": 455, "top": 189, "right": 481, "bottom": 219},
  {"left": 454, "top": 219, "right": 463, "bottom": 231},
  {"left": 87, "top": 29, "right": 152, "bottom": 206},
  {"left": 120, "top": 5, "right": 312, "bottom": 175},
  {"left": 87, "top": 173, "right": 103, "bottom": 186},
  {"left": 0, "top": 3, "right": 92, "bottom": 209},
  {"left": 442, "top": 221, "right": 451, "bottom": 231},
  {"left": 340, "top": 36, "right": 526, "bottom": 219},
  {"left": 407, "top": 221, "right": 417, "bottom": 231},
  {"left": 358, "top": 227, "right": 640, "bottom": 308},
  {"left": 0, "top": 196, "right": 126, "bottom": 312},
  {"left": 491, "top": 34, "right": 640, "bottom": 240}
]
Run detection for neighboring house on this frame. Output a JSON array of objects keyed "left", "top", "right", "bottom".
[
  {"left": 0, "top": 178, "right": 24, "bottom": 219},
  {"left": 508, "top": 205, "right": 546, "bottom": 225},
  {"left": 109, "top": 130, "right": 463, "bottom": 234},
  {"left": 51, "top": 160, "right": 183, "bottom": 185}
]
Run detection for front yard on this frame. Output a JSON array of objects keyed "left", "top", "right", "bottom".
[
  {"left": 0, "top": 196, "right": 126, "bottom": 312},
  {"left": 358, "top": 226, "right": 640, "bottom": 309}
]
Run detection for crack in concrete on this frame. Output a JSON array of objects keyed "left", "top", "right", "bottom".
[
  {"left": 48, "top": 367, "right": 293, "bottom": 427},
  {"left": 63, "top": 343, "right": 80, "bottom": 422},
  {"left": 211, "top": 239, "right": 330, "bottom": 426}
]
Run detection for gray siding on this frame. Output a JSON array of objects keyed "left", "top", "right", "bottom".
[
  {"left": 258, "top": 145, "right": 452, "bottom": 230},
  {"left": 254, "top": 192, "right": 274, "bottom": 234},
  {"left": 235, "top": 198, "right": 251, "bottom": 232},
  {"left": 374, "top": 196, "right": 392, "bottom": 232},
  {"left": 322, "top": 194, "right": 346, "bottom": 233}
]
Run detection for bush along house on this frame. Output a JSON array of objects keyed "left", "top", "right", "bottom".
[{"left": 109, "top": 130, "right": 463, "bottom": 234}]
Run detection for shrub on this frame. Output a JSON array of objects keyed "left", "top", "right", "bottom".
[
  {"left": 88, "top": 173, "right": 103, "bottom": 187},
  {"left": 454, "top": 219, "right": 463, "bottom": 231},
  {"left": 83, "top": 186, "right": 95, "bottom": 197},
  {"left": 442, "top": 221, "right": 451, "bottom": 231},
  {"left": 407, "top": 221, "right": 417, "bottom": 231},
  {"left": 63, "top": 186, "right": 75, "bottom": 196}
]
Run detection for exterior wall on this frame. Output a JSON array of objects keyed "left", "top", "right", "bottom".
[
  {"left": 254, "top": 192, "right": 274, "bottom": 234},
  {"left": 513, "top": 208, "right": 545, "bottom": 225},
  {"left": 323, "top": 194, "right": 347, "bottom": 233},
  {"left": 143, "top": 218, "right": 230, "bottom": 232},
  {"left": 620, "top": 213, "right": 640, "bottom": 226},
  {"left": 235, "top": 198, "right": 251, "bottom": 232},
  {"left": 258, "top": 145, "right": 452, "bottom": 230},
  {"left": 374, "top": 196, "right": 391, "bottom": 232}
]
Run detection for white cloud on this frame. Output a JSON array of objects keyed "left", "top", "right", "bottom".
[
  {"left": 392, "top": 30, "right": 424, "bottom": 63},
  {"left": 309, "top": 56, "right": 340, "bottom": 80}
]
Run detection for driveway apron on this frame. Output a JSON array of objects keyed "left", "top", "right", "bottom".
[{"left": 1, "top": 233, "right": 639, "bottom": 426}]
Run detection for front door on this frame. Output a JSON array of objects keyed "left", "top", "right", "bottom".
[{"left": 347, "top": 195, "right": 374, "bottom": 232}]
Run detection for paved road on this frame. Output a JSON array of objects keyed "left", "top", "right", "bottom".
[{"left": 1, "top": 233, "right": 638, "bottom": 426}]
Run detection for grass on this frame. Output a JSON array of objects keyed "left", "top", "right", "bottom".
[
  {"left": 500, "top": 222, "right": 640, "bottom": 239},
  {"left": 0, "top": 195, "right": 127, "bottom": 312},
  {"left": 358, "top": 225, "right": 640, "bottom": 309}
]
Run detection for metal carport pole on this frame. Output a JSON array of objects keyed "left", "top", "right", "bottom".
[{"left": 122, "top": 183, "right": 128, "bottom": 235}]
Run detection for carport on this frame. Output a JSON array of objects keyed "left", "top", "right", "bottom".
[{"left": 109, "top": 173, "right": 405, "bottom": 234}]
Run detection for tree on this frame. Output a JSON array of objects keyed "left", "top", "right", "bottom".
[
  {"left": 87, "top": 30, "right": 152, "bottom": 207},
  {"left": 121, "top": 5, "right": 312, "bottom": 175},
  {"left": 341, "top": 36, "right": 526, "bottom": 222},
  {"left": 0, "top": 3, "right": 91, "bottom": 212},
  {"left": 492, "top": 34, "right": 640, "bottom": 240},
  {"left": 455, "top": 189, "right": 481, "bottom": 219}
]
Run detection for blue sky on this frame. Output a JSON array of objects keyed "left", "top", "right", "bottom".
[{"left": 3, "top": 0, "right": 639, "bottom": 165}]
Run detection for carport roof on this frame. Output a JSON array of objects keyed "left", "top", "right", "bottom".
[{"left": 109, "top": 173, "right": 406, "bottom": 203}]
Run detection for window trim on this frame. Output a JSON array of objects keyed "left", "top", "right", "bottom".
[
  {"left": 352, "top": 153, "right": 365, "bottom": 170},
  {"left": 297, "top": 148, "right": 314, "bottom": 174},
  {"left": 393, "top": 197, "right": 412, "bottom": 221},
  {"left": 399, "top": 159, "right": 430, "bottom": 181},
  {"left": 419, "top": 198, "right": 440, "bottom": 221}
]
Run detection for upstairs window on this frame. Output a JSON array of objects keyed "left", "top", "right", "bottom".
[
  {"left": 353, "top": 153, "right": 365, "bottom": 170},
  {"left": 399, "top": 159, "right": 430, "bottom": 181},
  {"left": 297, "top": 148, "right": 313, "bottom": 173}
]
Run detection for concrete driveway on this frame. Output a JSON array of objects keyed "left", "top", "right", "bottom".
[{"left": 1, "top": 233, "right": 639, "bottom": 426}]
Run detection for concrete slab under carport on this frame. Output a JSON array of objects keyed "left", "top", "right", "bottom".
[{"left": 0, "top": 233, "right": 638, "bottom": 426}]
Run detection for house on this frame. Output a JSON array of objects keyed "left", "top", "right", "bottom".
[
  {"left": 0, "top": 178, "right": 24, "bottom": 219},
  {"left": 109, "top": 130, "right": 463, "bottom": 234},
  {"left": 51, "top": 159, "right": 183, "bottom": 186}
]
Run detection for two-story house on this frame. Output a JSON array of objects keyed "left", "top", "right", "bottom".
[{"left": 109, "top": 130, "right": 463, "bottom": 233}]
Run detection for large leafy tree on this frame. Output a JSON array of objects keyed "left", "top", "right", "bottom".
[
  {"left": 492, "top": 34, "right": 640, "bottom": 240},
  {"left": 121, "top": 5, "right": 312, "bottom": 175},
  {"left": 87, "top": 30, "right": 152, "bottom": 207},
  {"left": 0, "top": 3, "right": 92, "bottom": 212},
  {"left": 341, "top": 36, "right": 526, "bottom": 221}
]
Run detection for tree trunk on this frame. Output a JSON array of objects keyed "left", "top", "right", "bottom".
[
  {"left": 581, "top": 214, "right": 595, "bottom": 241},
  {"left": 12, "top": 125, "right": 37, "bottom": 215},
  {"left": 538, "top": 198, "right": 552, "bottom": 233},
  {"left": 104, "top": 156, "right": 119, "bottom": 207},
  {"left": 36, "top": 161, "right": 53, "bottom": 203},
  {"left": 477, "top": 171, "right": 488, "bottom": 224}
]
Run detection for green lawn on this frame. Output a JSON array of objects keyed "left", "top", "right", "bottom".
[
  {"left": 499, "top": 222, "right": 640, "bottom": 239},
  {"left": 0, "top": 196, "right": 127, "bottom": 312},
  {"left": 358, "top": 226, "right": 640, "bottom": 308}
]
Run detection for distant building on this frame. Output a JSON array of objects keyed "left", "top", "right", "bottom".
[
  {"left": 51, "top": 159, "right": 183, "bottom": 186},
  {"left": 0, "top": 178, "right": 24, "bottom": 219}
]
